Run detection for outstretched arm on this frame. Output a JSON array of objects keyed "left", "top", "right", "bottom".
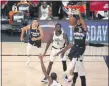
[
  {"left": 20, "top": 25, "right": 30, "bottom": 41},
  {"left": 78, "top": 10, "right": 87, "bottom": 31},
  {"left": 54, "top": 43, "right": 73, "bottom": 56},
  {"left": 39, "top": 55, "right": 51, "bottom": 82}
]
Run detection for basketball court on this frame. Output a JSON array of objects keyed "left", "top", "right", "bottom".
[{"left": 2, "top": 42, "right": 108, "bottom": 86}]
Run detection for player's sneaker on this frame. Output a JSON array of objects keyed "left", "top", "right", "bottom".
[
  {"left": 26, "top": 61, "right": 30, "bottom": 66},
  {"left": 26, "top": 58, "right": 30, "bottom": 66},
  {"left": 64, "top": 76, "right": 68, "bottom": 82},
  {"left": 68, "top": 75, "right": 73, "bottom": 82},
  {"left": 41, "top": 77, "right": 48, "bottom": 83}
]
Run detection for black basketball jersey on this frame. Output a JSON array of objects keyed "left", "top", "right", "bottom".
[
  {"left": 73, "top": 24, "right": 86, "bottom": 46},
  {"left": 28, "top": 25, "right": 41, "bottom": 47}
]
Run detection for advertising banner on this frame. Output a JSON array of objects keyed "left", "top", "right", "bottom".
[
  {"left": 34, "top": 20, "right": 108, "bottom": 43},
  {"left": 17, "top": 4, "right": 30, "bottom": 12},
  {"left": 90, "top": 1, "right": 109, "bottom": 11}
]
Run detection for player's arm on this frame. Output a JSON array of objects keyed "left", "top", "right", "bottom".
[
  {"left": 43, "top": 33, "right": 53, "bottom": 56},
  {"left": 55, "top": 35, "right": 74, "bottom": 56},
  {"left": 39, "top": 55, "right": 52, "bottom": 82},
  {"left": 78, "top": 11, "right": 87, "bottom": 31},
  {"left": 55, "top": 43, "right": 73, "bottom": 56},
  {"left": 38, "top": 6, "right": 42, "bottom": 19},
  {"left": 20, "top": 25, "right": 30, "bottom": 41},
  {"left": 48, "top": 6, "right": 52, "bottom": 17},
  {"left": 63, "top": 33, "right": 69, "bottom": 46},
  {"left": 32, "top": 26, "right": 44, "bottom": 41},
  {"left": 60, "top": 33, "right": 69, "bottom": 56}
]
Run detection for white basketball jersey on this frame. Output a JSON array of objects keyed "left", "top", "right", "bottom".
[
  {"left": 50, "top": 80, "right": 61, "bottom": 86},
  {"left": 52, "top": 30, "right": 65, "bottom": 49},
  {"left": 40, "top": 5, "right": 49, "bottom": 20}
]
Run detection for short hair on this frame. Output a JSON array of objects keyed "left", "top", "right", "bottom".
[
  {"left": 50, "top": 72, "right": 57, "bottom": 80},
  {"left": 33, "top": 18, "right": 38, "bottom": 21},
  {"left": 72, "top": 15, "right": 80, "bottom": 20},
  {"left": 55, "top": 23, "right": 61, "bottom": 27}
]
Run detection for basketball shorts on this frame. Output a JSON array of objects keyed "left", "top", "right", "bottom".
[{"left": 68, "top": 44, "right": 85, "bottom": 61}]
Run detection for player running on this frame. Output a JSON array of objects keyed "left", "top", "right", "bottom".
[{"left": 20, "top": 18, "right": 44, "bottom": 66}]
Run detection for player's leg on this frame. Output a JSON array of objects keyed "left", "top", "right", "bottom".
[
  {"left": 80, "top": 76, "right": 86, "bottom": 86},
  {"left": 63, "top": 45, "right": 77, "bottom": 82},
  {"left": 78, "top": 57, "right": 86, "bottom": 86},
  {"left": 61, "top": 53, "right": 68, "bottom": 81},
  {"left": 46, "top": 48, "right": 58, "bottom": 76},
  {"left": 66, "top": 45, "right": 77, "bottom": 72},
  {"left": 71, "top": 61, "right": 79, "bottom": 85},
  {"left": 26, "top": 42, "right": 33, "bottom": 66},
  {"left": 77, "top": 47, "right": 86, "bottom": 86},
  {"left": 71, "top": 72, "right": 78, "bottom": 86},
  {"left": 67, "top": 46, "right": 82, "bottom": 83},
  {"left": 68, "top": 60, "right": 78, "bottom": 83},
  {"left": 41, "top": 61, "right": 53, "bottom": 82},
  {"left": 62, "top": 61, "right": 67, "bottom": 72},
  {"left": 46, "top": 61, "right": 53, "bottom": 75},
  {"left": 41, "top": 48, "right": 56, "bottom": 82},
  {"left": 61, "top": 53, "right": 67, "bottom": 71},
  {"left": 79, "top": 62, "right": 86, "bottom": 86},
  {"left": 70, "top": 46, "right": 85, "bottom": 72}
]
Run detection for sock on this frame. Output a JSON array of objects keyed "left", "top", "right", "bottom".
[
  {"left": 62, "top": 61, "right": 67, "bottom": 71},
  {"left": 73, "top": 72, "right": 78, "bottom": 84},
  {"left": 80, "top": 76, "right": 86, "bottom": 86}
]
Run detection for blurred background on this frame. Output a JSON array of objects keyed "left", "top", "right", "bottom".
[
  {"left": 1, "top": 0, "right": 108, "bottom": 21},
  {"left": 0, "top": 0, "right": 108, "bottom": 44}
]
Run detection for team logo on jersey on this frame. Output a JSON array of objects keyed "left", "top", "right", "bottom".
[
  {"left": 31, "top": 32, "right": 40, "bottom": 37},
  {"left": 78, "top": 27, "right": 82, "bottom": 32}
]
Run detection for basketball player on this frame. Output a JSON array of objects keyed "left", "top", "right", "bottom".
[
  {"left": 41, "top": 23, "right": 69, "bottom": 82},
  {"left": 55, "top": 10, "right": 87, "bottom": 86},
  {"left": 39, "top": 1, "right": 52, "bottom": 20},
  {"left": 20, "top": 18, "right": 44, "bottom": 65},
  {"left": 39, "top": 54, "right": 62, "bottom": 86}
]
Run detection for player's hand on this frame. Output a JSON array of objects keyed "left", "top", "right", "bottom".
[
  {"left": 68, "top": 75, "right": 74, "bottom": 82},
  {"left": 31, "top": 37, "right": 36, "bottom": 41},
  {"left": 61, "top": 52, "right": 65, "bottom": 57},
  {"left": 20, "top": 37, "right": 24, "bottom": 41},
  {"left": 43, "top": 51, "right": 47, "bottom": 57},
  {"left": 39, "top": 54, "right": 44, "bottom": 61},
  {"left": 54, "top": 53, "right": 59, "bottom": 57}
]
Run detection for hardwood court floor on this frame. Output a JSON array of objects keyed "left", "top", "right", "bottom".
[{"left": 2, "top": 42, "right": 108, "bottom": 86}]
